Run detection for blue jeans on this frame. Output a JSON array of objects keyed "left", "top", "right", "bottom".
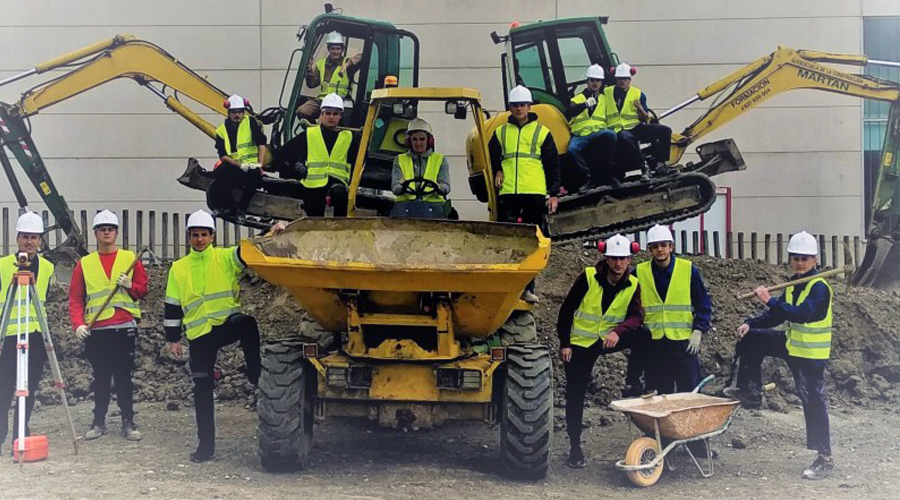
[{"left": 567, "top": 129, "right": 617, "bottom": 184}]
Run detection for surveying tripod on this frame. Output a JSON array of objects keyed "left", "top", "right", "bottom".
[{"left": 0, "top": 252, "right": 80, "bottom": 459}]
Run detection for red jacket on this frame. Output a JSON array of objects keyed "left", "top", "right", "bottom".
[{"left": 68, "top": 250, "right": 149, "bottom": 329}]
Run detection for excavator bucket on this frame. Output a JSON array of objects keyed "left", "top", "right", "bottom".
[
  {"left": 240, "top": 218, "right": 550, "bottom": 338},
  {"left": 686, "top": 139, "right": 747, "bottom": 177},
  {"left": 851, "top": 236, "right": 900, "bottom": 288}
]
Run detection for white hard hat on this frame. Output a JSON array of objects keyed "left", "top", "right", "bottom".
[
  {"left": 225, "top": 94, "right": 248, "bottom": 110},
  {"left": 508, "top": 85, "right": 533, "bottom": 104},
  {"left": 92, "top": 209, "right": 119, "bottom": 229},
  {"left": 187, "top": 210, "right": 216, "bottom": 231},
  {"left": 324, "top": 31, "right": 344, "bottom": 46},
  {"left": 15, "top": 211, "right": 43, "bottom": 234},
  {"left": 787, "top": 231, "right": 818, "bottom": 256},
  {"left": 321, "top": 93, "right": 344, "bottom": 111},
  {"left": 603, "top": 234, "right": 634, "bottom": 257},
  {"left": 646, "top": 224, "right": 674, "bottom": 245},
  {"left": 586, "top": 64, "right": 605, "bottom": 80},
  {"left": 406, "top": 117, "right": 432, "bottom": 136},
  {"left": 614, "top": 63, "right": 635, "bottom": 78}
]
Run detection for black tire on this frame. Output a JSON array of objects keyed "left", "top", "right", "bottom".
[
  {"left": 497, "top": 310, "right": 538, "bottom": 346},
  {"left": 499, "top": 343, "right": 553, "bottom": 479},
  {"left": 258, "top": 340, "right": 314, "bottom": 472}
]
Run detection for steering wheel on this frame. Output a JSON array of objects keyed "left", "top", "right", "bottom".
[
  {"left": 399, "top": 178, "right": 440, "bottom": 199},
  {"left": 648, "top": 108, "right": 661, "bottom": 124}
]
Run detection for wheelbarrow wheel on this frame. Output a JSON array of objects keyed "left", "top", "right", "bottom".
[{"left": 625, "top": 437, "right": 664, "bottom": 487}]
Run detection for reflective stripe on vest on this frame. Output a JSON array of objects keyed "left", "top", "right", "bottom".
[
  {"left": 215, "top": 116, "right": 259, "bottom": 164},
  {"left": 570, "top": 267, "right": 638, "bottom": 348},
  {"left": 302, "top": 126, "right": 353, "bottom": 188},
  {"left": 82, "top": 250, "right": 141, "bottom": 324},
  {"left": 171, "top": 247, "right": 241, "bottom": 341},
  {"left": 637, "top": 258, "right": 694, "bottom": 341},
  {"left": 785, "top": 277, "right": 833, "bottom": 359},
  {"left": 0, "top": 254, "right": 53, "bottom": 336},
  {"left": 396, "top": 152, "right": 446, "bottom": 203},
  {"left": 604, "top": 86, "right": 642, "bottom": 132},
  {"left": 569, "top": 93, "right": 609, "bottom": 136},
  {"left": 316, "top": 57, "right": 351, "bottom": 99},
  {"left": 495, "top": 120, "right": 550, "bottom": 195}
]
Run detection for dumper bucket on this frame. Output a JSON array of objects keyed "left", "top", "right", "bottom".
[{"left": 240, "top": 218, "right": 550, "bottom": 338}]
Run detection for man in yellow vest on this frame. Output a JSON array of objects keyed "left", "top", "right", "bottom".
[
  {"left": 605, "top": 63, "right": 673, "bottom": 181},
  {"left": 0, "top": 212, "right": 53, "bottom": 455},
  {"left": 489, "top": 85, "right": 561, "bottom": 302},
  {"left": 725, "top": 231, "right": 834, "bottom": 480},
  {"left": 557, "top": 234, "right": 646, "bottom": 468},
  {"left": 565, "top": 64, "right": 618, "bottom": 192},
  {"left": 69, "top": 210, "right": 148, "bottom": 442},
  {"left": 164, "top": 210, "right": 285, "bottom": 462},
  {"left": 274, "top": 93, "right": 360, "bottom": 217},
  {"left": 296, "top": 31, "right": 362, "bottom": 122},
  {"left": 390, "top": 117, "right": 452, "bottom": 218},
  {"left": 211, "top": 94, "right": 268, "bottom": 221},
  {"left": 635, "top": 224, "right": 712, "bottom": 395}
]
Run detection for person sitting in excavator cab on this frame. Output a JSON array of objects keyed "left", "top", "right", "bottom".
[
  {"left": 296, "top": 31, "right": 363, "bottom": 123},
  {"left": 389, "top": 117, "right": 453, "bottom": 219},
  {"left": 606, "top": 63, "right": 673, "bottom": 181},
  {"left": 565, "top": 64, "right": 618, "bottom": 193}
]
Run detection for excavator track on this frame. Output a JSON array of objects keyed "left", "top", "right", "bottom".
[{"left": 547, "top": 172, "right": 717, "bottom": 242}]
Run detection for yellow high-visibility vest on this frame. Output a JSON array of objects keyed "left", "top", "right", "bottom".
[
  {"left": 784, "top": 277, "right": 833, "bottom": 360},
  {"left": 216, "top": 116, "right": 259, "bottom": 164},
  {"left": 166, "top": 246, "right": 242, "bottom": 341},
  {"left": 637, "top": 258, "right": 694, "bottom": 341},
  {"left": 302, "top": 126, "right": 352, "bottom": 188},
  {"left": 570, "top": 267, "right": 638, "bottom": 348},
  {"left": 316, "top": 57, "right": 351, "bottom": 98},
  {"left": 81, "top": 250, "right": 141, "bottom": 324},
  {"left": 0, "top": 254, "right": 53, "bottom": 336},
  {"left": 495, "top": 120, "right": 550, "bottom": 195},
  {"left": 569, "top": 93, "right": 609, "bottom": 136},
  {"left": 605, "top": 85, "right": 643, "bottom": 132},
  {"left": 396, "top": 153, "right": 446, "bottom": 203}
]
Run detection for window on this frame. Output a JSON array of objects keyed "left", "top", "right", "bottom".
[
  {"left": 557, "top": 36, "right": 592, "bottom": 97},
  {"left": 514, "top": 40, "right": 554, "bottom": 95}
]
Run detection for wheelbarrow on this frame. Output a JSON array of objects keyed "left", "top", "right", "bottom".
[{"left": 609, "top": 377, "right": 740, "bottom": 487}]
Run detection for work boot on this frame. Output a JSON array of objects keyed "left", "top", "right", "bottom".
[
  {"left": 190, "top": 447, "right": 215, "bottom": 463},
  {"left": 85, "top": 423, "right": 108, "bottom": 441},
  {"left": 802, "top": 455, "right": 833, "bottom": 480},
  {"left": 521, "top": 290, "right": 540, "bottom": 304},
  {"left": 566, "top": 445, "right": 586, "bottom": 469},
  {"left": 723, "top": 387, "right": 762, "bottom": 409},
  {"left": 652, "top": 164, "right": 676, "bottom": 177},
  {"left": 640, "top": 167, "right": 651, "bottom": 182},
  {"left": 122, "top": 419, "right": 143, "bottom": 442}
]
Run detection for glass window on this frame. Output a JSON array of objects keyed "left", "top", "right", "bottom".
[
  {"left": 558, "top": 36, "right": 592, "bottom": 96},
  {"left": 514, "top": 41, "right": 554, "bottom": 95},
  {"left": 398, "top": 35, "right": 416, "bottom": 86}
]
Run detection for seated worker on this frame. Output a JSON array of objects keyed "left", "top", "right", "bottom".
[
  {"left": 272, "top": 93, "right": 360, "bottom": 217},
  {"left": 605, "top": 63, "right": 673, "bottom": 181},
  {"left": 209, "top": 94, "right": 267, "bottom": 221},
  {"left": 296, "top": 31, "right": 363, "bottom": 122},
  {"left": 565, "top": 64, "right": 617, "bottom": 192},
  {"left": 390, "top": 118, "right": 452, "bottom": 218}
]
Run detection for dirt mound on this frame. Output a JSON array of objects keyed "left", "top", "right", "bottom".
[{"left": 534, "top": 242, "right": 900, "bottom": 411}]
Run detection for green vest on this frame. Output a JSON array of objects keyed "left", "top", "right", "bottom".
[
  {"left": 570, "top": 267, "right": 638, "bottom": 348},
  {"left": 215, "top": 116, "right": 259, "bottom": 164},
  {"left": 168, "top": 246, "right": 242, "bottom": 341},
  {"left": 0, "top": 254, "right": 53, "bottom": 336},
  {"left": 605, "top": 85, "right": 643, "bottom": 132},
  {"left": 82, "top": 250, "right": 141, "bottom": 324},
  {"left": 302, "top": 126, "right": 353, "bottom": 188},
  {"left": 316, "top": 57, "right": 351, "bottom": 98},
  {"left": 495, "top": 120, "right": 550, "bottom": 196},
  {"left": 396, "top": 152, "right": 446, "bottom": 203},
  {"left": 637, "top": 258, "right": 694, "bottom": 341},
  {"left": 569, "top": 93, "right": 609, "bottom": 136},
  {"left": 784, "top": 277, "right": 833, "bottom": 360}
]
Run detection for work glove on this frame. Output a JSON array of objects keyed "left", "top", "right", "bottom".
[
  {"left": 585, "top": 96, "right": 597, "bottom": 108},
  {"left": 75, "top": 325, "right": 90, "bottom": 341},
  {"left": 293, "top": 162, "right": 308, "bottom": 180},
  {"left": 686, "top": 329, "right": 702, "bottom": 355},
  {"left": 116, "top": 272, "right": 132, "bottom": 289},
  {"left": 240, "top": 162, "right": 261, "bottom": 172}
]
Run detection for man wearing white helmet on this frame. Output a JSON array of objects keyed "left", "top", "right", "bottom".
[
  {"left": 556, "top": 234, "right": 647, "bottom": 468},
  {"left": 605, "top": 63, "right": 672, "bottom": 180},
  {"left": 297, "top": 31, "right": 363, "bottom": 121},
  {"left": 163, "top": 210, "right": 285, "bottom": 462},
  {"left": 211, "top": 93, "right": 268, "bottom": 221},
  {"left": 390, "top": 117, "right": 452, "bottom": 218},
  {"left": 726, "top": 231, "right": 834, "bottom": 480},
  {"left": 275, "top": 93, "right": 360, "bottom": 217},
  {"left": 68, "top": 209, "right": 148, "bottom": 442},
  {"left": 635, "top": 224, "right": 712, "bottom": 395},
  {"left": 0, "top": 212, "right": 54, "bottom": 455},
  {"left": 489, "top": 85, "right": 561, "bottom": 302},
  {"left": 564, "top": 64, "right": 618, "bottom": 192}
]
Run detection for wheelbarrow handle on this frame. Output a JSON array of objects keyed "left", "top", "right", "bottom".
[{"left": 692, "top": 374, "right": 715, "bottom": 393}]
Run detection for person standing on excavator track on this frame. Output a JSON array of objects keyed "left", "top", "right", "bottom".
[
  {"left": 725, "top": 231, "right": 834, "bottom": 481},
  {"left": 606, "top": 64, "right": 672, "bottom": 180},
  {"left": 296, "top": 31, "right": 363, "bottom": 122},
  {"left": 565, "top": 64, "right": 618, "bottom": 192},
  {"left": 489, "top": 85, "right": 561, "bottom": 303},
  {"left": 69, "top": 210, "right": 148, "bottom": 443},
  {"left": 210, "top": 94, "right": 268, "bottom": 221}
]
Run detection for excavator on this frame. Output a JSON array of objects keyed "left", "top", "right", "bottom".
[{"left": 472, "top": 16, "right": 900, "bottom": 287}]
